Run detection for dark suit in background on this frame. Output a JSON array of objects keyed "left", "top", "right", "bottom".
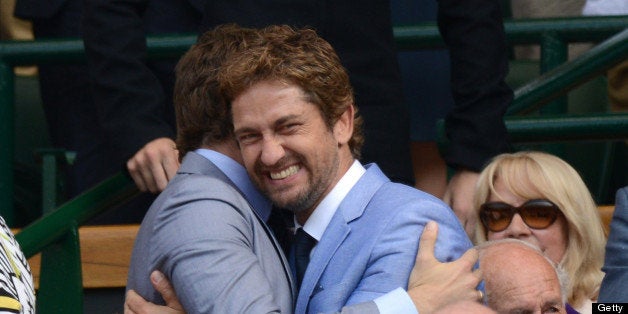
[
  {"left": 437, "top": 0, "right": 512, "bottom": 172},
  {"left": 14, "top": 0, "right": 157, "bottom": 223},
  {"left": 14, "top": 0, "right": 111, "bottom": 197},
  {"left": 598, "top": 186, "right": 628, "bottom": 302}
]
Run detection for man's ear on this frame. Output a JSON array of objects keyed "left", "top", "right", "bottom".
[{"left": 333, "top": 103, "right": 354, "bottom": 145}]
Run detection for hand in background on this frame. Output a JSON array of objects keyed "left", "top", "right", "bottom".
[
  {"left": 127, "top": 138, "right": 180, "bottom": 193},
  {"left": 443, "top": 170, "right": 480, "bottom": 239},
  {"left": 407, "top": 221, "right": 482, "bottom": 314}
]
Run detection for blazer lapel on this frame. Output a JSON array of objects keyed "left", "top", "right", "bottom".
[
  {"left": 294, "top": 164, "right": 389, "bottom": 313},
  {"left": 295, "top": 221, "right": 350, "bottom": 313},
  {"left": 258, "top": 211, "right": 297, "bottom": 303}
]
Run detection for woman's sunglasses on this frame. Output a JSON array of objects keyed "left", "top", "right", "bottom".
[{"left": 479, "top": 199, "right": 561, "bottom": 232}]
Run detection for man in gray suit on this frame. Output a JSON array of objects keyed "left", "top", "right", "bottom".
[{"left": 125, "top": 25, "right": 295, "bottom": 313}]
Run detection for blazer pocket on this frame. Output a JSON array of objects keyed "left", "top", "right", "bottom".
[{"left": 308, "top": 281, "right": 353, "bottom": 312}]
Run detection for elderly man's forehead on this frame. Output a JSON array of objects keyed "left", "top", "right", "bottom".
[
  {"left": 489, "top": 276, "right": 564, "bottom": 314},
  {"left": 480, "top": 240, "right": 564, "bottom": 313},
  {"left": 479, "top": 239, "right": 544, "bottom": 259}
]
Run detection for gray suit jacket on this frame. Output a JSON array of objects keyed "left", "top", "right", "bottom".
[
  {"left": 599, "top": 186, "right": 628, "bottom": 302},
  {"left": 126, "top": 152, "right": 295, "bottom": 313}
]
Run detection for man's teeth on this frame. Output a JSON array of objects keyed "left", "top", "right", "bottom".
[{"left": 270, "top": 165, "right": 299, "bottom": 180}]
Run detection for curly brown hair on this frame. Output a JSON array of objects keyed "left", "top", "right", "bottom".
[
  {"left": 218, "top": 25, "right": 364, "bottom": 159},
  {"left": 173, "top": 24, "right": 261, "bottom": 159}
]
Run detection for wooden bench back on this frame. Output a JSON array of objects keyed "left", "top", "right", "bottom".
[
  {"left": 598, "top": 205, "right": 615, "bottom": 236},
  {"left": 26, "top": 224, "right": 139, "bottom": 289}
]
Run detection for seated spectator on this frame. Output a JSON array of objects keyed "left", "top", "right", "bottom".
[
  {"left": 473, "top": 151, "right": 605, "bottom": 313},
  {"left": 478, "top": 239, "right": 569, "bottom": 314},
  {"left": 598, "top": 185, "right": 628, "bottom": 302},
  {"left": 433, "top": 300, "right": 496, "bottom": 314},
  {"left": 0, "top": 216, "right": 35, "bottom": 313}
]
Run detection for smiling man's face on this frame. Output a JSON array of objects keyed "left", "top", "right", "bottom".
[{"left": 232, "top": 79, "right": 353, "bottom": 222}]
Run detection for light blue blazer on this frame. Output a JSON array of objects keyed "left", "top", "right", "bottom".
[{"left": 296, "top": 163, "right": 472, "bottom": 314}]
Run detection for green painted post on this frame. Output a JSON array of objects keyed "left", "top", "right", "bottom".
[
  {"left": 0, "top": 62, "right": 15, "bottom": 226},
  {"left": 36, "top": 223, "right": 83, "bottom": 314},
  {"left": 37, "top": 150, "right": 83, "bottom": 313},
  {"left": 540, "top": 33, "right": 568, "bottom": 114},
  {"left": 539, "top": 33, "right": 569, "bottom": 156}
]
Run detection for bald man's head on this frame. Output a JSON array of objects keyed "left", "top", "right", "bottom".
[{"left": 478, "top": 239, "right": 567, "bottom": 314}]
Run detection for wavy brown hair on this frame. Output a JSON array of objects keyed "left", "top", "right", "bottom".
[
  {"left": 218, "top": 25, "right": 364, "bottom": 159},
  {"left": 173, "top": 24, "right": 260, "bottom": 159}
]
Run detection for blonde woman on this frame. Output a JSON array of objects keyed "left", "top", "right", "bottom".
[{"left": 474, "top": 151, "right": 605, "bottom": 313}]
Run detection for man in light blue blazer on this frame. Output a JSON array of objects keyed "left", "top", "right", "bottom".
[
  {"left": 223, "top": 25, "right": 474, "bottom": 313},
  {"left": 599, "top": 186, "right": 628, "bottom": 302}
]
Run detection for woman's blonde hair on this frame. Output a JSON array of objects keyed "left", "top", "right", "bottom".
[{"left": 473, "top": 151, "right": 605, "bottom": 307}]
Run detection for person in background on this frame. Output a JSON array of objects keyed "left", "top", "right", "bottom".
[
  {"left": 391, "top": 0, "right": 455, "bottom": 198},
  {"left": 390, "top": 0, "right": 514, "bottom": 238},
  {"left": 14, "top": 0, "right": 164, "bottom": 224},
  {"left": 436, "top": 0, "right": 513, "bottom": 239},
  {"left": 598, "top": 186, "right": 628, "bottom": 302},
  {"left": 474, "top": 151, "right": 605, "bottom": 313},
  {"left": 13, "top": 0, "right": 120, "bottom": 198},
  {"left": 478, "top": 239, "right": 569, "bottom": 314}
]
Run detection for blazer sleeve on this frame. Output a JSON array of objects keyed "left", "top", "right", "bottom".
[
  {"left": 150, "top": 180, "right": 286, "bottom": 313},
  {"left": 437, "top": 0, "right": 513, "bottom": 172},
  {"left": 335, "top": 301, "right": 380, "bottom": 314},
  {"left": 598, "top": 186, "right": 628, "bottom": 302},
  {"left": 346, "top": 197, "right": 471, "bottom": 306},
  {"left": 82, "top": 0, "right": 176, "bottom": 159}
]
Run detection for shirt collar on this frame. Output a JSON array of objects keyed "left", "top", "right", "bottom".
[
  {"left": 194, "top": 148, "right": 272, "bottom": 221},
  {"left": 298, "top": 160, "right": 366, "bottom": 241}
]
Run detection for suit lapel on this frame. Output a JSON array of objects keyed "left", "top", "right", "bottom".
[
  {"left": 295, "top": 219, "right": 350, "bottom": 312},
  {"left": 256, "top": 211, "right": 297, "bottom": 303},
  {"left": 295, "top": 164, "right": 389, "bottom": 312}
]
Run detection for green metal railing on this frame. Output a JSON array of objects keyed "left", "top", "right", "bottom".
[
  {"left": 16, "top": 174, "right": 138, "bottom": 313},
  {"left": 0, "top": 15, "right": 626, "bottom": 312}
]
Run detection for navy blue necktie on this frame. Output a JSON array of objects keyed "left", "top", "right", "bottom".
[{"left": 294, "top": 228, "right": 316, "bottom": 289}]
